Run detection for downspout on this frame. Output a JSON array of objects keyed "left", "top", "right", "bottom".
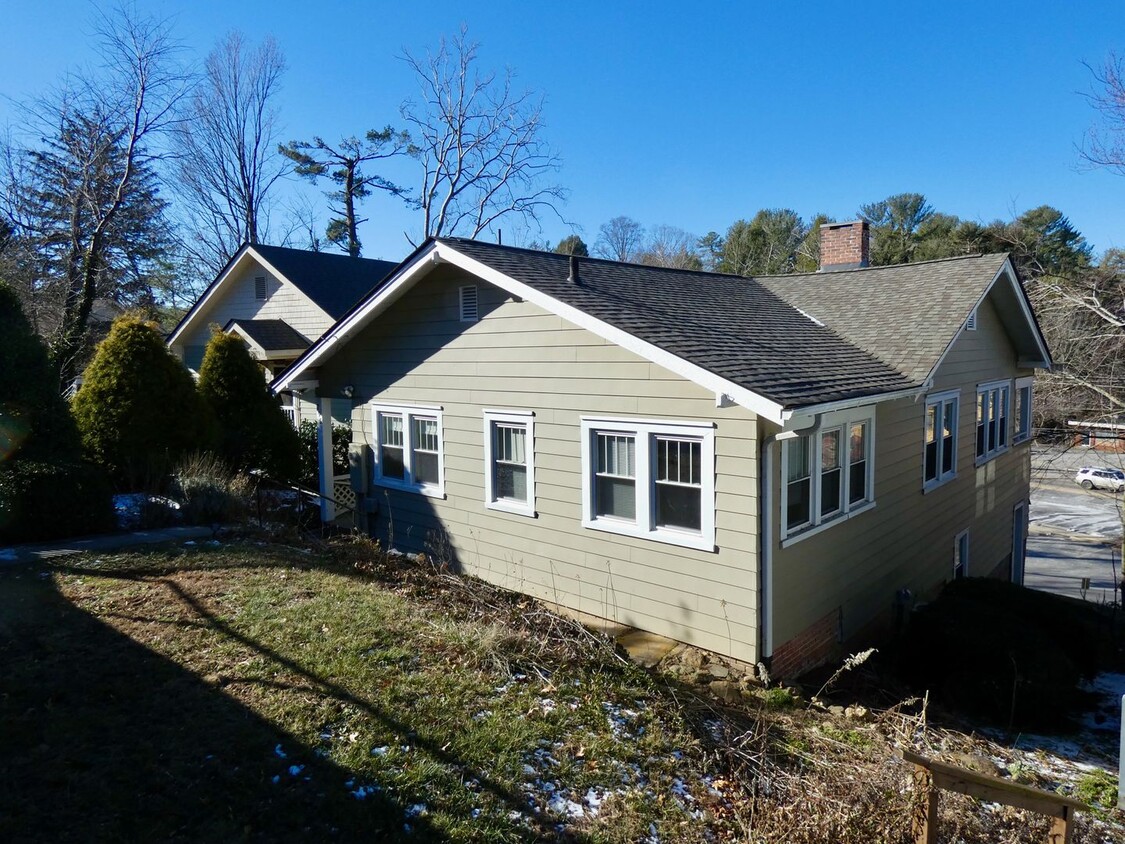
[{"left": 759, "top": 414, "right": 822, "bottom": 664}]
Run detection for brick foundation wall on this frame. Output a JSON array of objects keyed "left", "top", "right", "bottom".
[
  {"left": 770, "top": 607, "right": 841, "bottom": 680},
  {"left": 819, "top": 221, "right": 870, "bottom": 270}
]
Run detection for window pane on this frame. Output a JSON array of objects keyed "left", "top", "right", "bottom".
[
  {"left": 942, "top": 401, "right": 956, "bottom": 475},
  {"left": 787, "top": 436, "right": 810, "bottom": 482},
  {"left": 925, "top": 441, "right": 937, "bottom": 482},
  {"left": 596, "top": 476, "right": 636, "bottom": 520},
  {"left": 821, "top": 467, "right": 842, "bottom": 516},
  {"left": 849, "top": 424, "right": 866, "bottom": 464},
  {"left": 382, "top": 446, "right": 405, "bottom": 479},
  {"left": 496, "top": 463, "right": 527, "bottom": 501},
  {"left": 976, "top": 392, "right": 986, "bottom": 457},
  {"left": 380, "top": 414, "right": 403, "bottom": 447},
  {"left": 656, "top": 483, "right": 701, "bottom": 531},
  {"left": 787, "top": 477, "right": 811, "bottom": 528},
  {"left": 598, "top": 434, "right": 635, "bottom": 477},
  {"left": 849, "top": 460, "right": 866, "bottom": 505},
  {"left": 998, "top": 387, "right": 1009, "bottom": 447},
  {"left": 413, "top": 451, "right": 439, "bottom": 485},
  {"left": 495, "top": 424, "right": 527, "bottom": 465},
  {"left": 657, "top": 438, "right": 701, "bottom": 486},
  {"left": 412, "top": 416, "right": 439, "bottom": 452}
]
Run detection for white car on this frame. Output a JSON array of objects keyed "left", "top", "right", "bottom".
[{"left": 1075, "top": 467, "right": 1125, "bottom": 492}]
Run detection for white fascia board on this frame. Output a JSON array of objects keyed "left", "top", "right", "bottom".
[
  {"left": 783, "top": 386, "right": 918, "bottom": 427},
  {"left": 439, "top": 248, "right": 788, "bottom": 424},
  {"left": 275, "top": 243, "right": 789, "bottom": 424},
  {"left": 272, "top": 246, "right": 440, "bottom": 391},
  {"left": 167, "top": 246, "right": 332, "bottom": 347}
]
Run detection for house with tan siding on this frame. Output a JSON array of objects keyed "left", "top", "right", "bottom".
[
  {"left": 167, "top": 244, "right": 396, "bottom": 425},
  {"left": 273, "top": 222, "right": 1051, "bottom": 678}
]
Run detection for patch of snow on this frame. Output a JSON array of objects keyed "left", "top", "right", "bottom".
[
  {"left": 470, "top": 808, "right": 481, "bottom": 819},
  {"left": 271, "top": 775, "right": 280, "bottom": 784},
  {"left": 473, "top": 710, "right": 492, "bottom": 720},
  {"left": 547, "top": 793, "right": 585, "bottom": 819},
  {"left": 0, "top": 548, "right": 17, "bottom": 561},
  {"left": 370, "top": 745, "right": 389, "bottom": 756},
  {"left": 183, "top": 541, "right": 197, "bottom": 546},
  {"left": 405, "top": 804, "right": 427, "bottom": 818},
  {"left": 288, "top": 764, "right": 304, "bottom": 776},
  {"left": 273, "top": 744, "right": 287, "bottom": 759},
  {"left": 351, "top": 783, "right": 381, "bottom": 800}
]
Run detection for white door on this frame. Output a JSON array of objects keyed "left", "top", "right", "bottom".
[{"left": 1012, "top": 501, "right": 1027, "bottom": 585}]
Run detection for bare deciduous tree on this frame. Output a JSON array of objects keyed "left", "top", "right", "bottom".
[
  {"left": 638, "top": 224, "right": 702, "bottom": 270},
  {"left": 279, "top": 128, "right": 410, "bottom": 257},
  {"left": 400, "top": 27, "right": 566, "bottom": 245},
  {"left": 1, "top": 7, "right": 188, "bottom": 388},
  {"left": 172, "top": 32, "right": 288, "bottom": 275},
  {"left": 593, "top": 216, "right": 645, "bottom": 262},
  {"left": 1082, "top": 52, "right": 1125, "bottom": 176}
]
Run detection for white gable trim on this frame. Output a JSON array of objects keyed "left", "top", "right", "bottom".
[
  {"left": 918, "top": 258, "right": 1051, "bottom": 394},
  {"left": 274, "top": 242, "right": 791, "bottom": 424},
  {"left": 167, "top": 246, "right": 333, "bottom": 347}
]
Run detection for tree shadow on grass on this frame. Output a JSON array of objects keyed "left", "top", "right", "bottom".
[{"left": 0, "top": 554, "right": 585, "bottom": 843}]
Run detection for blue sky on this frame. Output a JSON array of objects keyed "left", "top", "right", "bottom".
[{"left": 2, "top": 1, "right": 1123, "bottom": 264}]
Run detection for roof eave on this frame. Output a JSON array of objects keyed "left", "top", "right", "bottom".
[{"left": 274, "top": 240, "right": 791, "bottom": 425}]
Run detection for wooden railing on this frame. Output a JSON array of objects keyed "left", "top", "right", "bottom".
[{"left": 903, "top": 749, "right": 1087, "bottom": 844}]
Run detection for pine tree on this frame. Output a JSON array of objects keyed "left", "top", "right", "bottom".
[
  {"left": 72, "top": 314, "right": 214, "bottom": 488},
  {"left": 196, "top": 330, "right": 301, "bottom": 481},
  {"left": 0, "top": 281, "right": 113, "bottom": 540}
]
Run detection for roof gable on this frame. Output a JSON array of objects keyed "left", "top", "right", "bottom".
[{"left": 167, "top": 244, "right": 398, "bottom": 347}]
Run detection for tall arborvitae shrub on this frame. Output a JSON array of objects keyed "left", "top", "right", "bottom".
[
  {"left": 0, "top": 283, "right": 114, "bottom": 541},
  {"left": 72, "top": 314, "right": 215, "bottom": 489},
  {"left": 196, "top": 329, "right": 301, "bottom": 481}
]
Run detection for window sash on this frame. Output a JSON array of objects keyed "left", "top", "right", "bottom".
[
  {"left": 783, "top": 415, "right": 873, "bottom": 539},
  {"left": 1014, "top": 382, "right": 1032, "bottom": 442},
  {"left": 373, "top": 406, "right": 442, "bottom": 493},
  {"left": 924, "top": 396, "right": 958, "bottom": 486},
  {"left": 976, "top": 384, "right": 1011, "bottom": 461},
  {"left": 580, "top": 418, "right": 715, "bottom": 550}
]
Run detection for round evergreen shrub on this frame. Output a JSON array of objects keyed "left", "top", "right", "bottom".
[
  {"left": 72, "top": 314, "right": 215, "bottom": 489},
  {"left": 196, "top": 330, "right": 301, "bottom": 482}
]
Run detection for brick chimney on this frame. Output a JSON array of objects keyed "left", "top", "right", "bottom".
[{"left": 819, "top": 221, "right": 870, "bottom": 271}]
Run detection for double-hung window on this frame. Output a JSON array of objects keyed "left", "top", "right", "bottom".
[
  {"left": 924, "top": 391, "right": 959, "bottom": 489},
  {"left": 781, "top": 411, "right": 874, "bottom": 542},
  {"left": 372, "top": 403, "right": 444, "bottom": 496},
  {"left": 1013, "top": 377, "right": 1033, "bottom": 444},
  {"left": 483, "top": 410, "right": 535, "bottom": 516},
  {"left": 976, "top": 381, "right": 1010, "bottom": 462},
  {"left": 580, "top": 417, "right": 715, "bottom": 551}
]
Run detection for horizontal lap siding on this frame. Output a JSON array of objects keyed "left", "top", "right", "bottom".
[
  {"left": 771, "top": 296, "right": 1034, "bottom": 646},
  {"left": 322, "top": 267, "right": 761, "bottom": 662},
  {"left": 177, "top": 258, "right": 332, "bottom": 350}
]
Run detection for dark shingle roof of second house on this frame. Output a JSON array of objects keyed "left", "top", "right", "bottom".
[
  {"left": 252, "top": 244, "right": 398, "bottom": 318},
  {"left": 441, "top": 238, "right": 919, "bottom": 409},
  {"left": 758, "top": 253, "right": 1010, "bottom": 385},
  {"left": 225, "top": 319, "right": 311, "bottom": 352}
]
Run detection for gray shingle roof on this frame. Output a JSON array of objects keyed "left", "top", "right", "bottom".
[
  {"left": 225, "top": 319, "right": 310, "bottom": 352},
  {"left": 252, "top": 244, "right": 398, "bottom": 318},
  {"left": 440, "top": 238, "right": 920, "bottom": 409},
  {"left": 758, "top": 253, "right": 1009, "bottom": 385}
]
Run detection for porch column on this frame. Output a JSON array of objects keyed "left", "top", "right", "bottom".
[{"left": 318, "top": 397, "right": 336, "bottom": 522}]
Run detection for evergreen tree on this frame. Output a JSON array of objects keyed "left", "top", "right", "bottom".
[
  {"left": 196, "top": 330, "right": 301, "bottom": 481},
  {"left": 0, "top": 281, "right": 113, "bottom": 541},
  {"left": 860, "top": 193, "right": 935, "bottom": 265},
  {"left": 72, "top": 314, "right": 214, "bottom": 488},
  {"left": 553, "top": 234, "right": 589, "bottom": 256}
]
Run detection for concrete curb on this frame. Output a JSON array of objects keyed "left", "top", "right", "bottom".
[{"left": 0, "top": 526, "right": 217, "bottom": 566}]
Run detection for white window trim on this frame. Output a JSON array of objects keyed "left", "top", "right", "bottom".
[
  {"left": 975, "top": 379, "right": 1011, "bottom": 465},
  {"left": 780, "top": 408, "right": 876, "bottom": 546},
  {"left": 483, "top": 409, "right": 536, "bottom": 517},
  {"left": 923, "top": 389, "right": 960, "bottom": 492},
  {"left": 579, "top": 416, "right": 716, "bottom": 552},
  {"left": 370, "top": 402, "right": 445, "bottom": 498},
  {"left": 1013, "top": 376, "right": 1034, "bottom": 445}
]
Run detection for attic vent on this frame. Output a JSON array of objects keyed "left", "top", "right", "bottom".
[
  {"left": 459, "top": 285, "right": 479, "bottom": 322},
  {"left": 965, "top": 309, "right": 977, "bottom": 331},
  {"left": 255, "top": 276, "right": 268, "bottom": 300}
]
